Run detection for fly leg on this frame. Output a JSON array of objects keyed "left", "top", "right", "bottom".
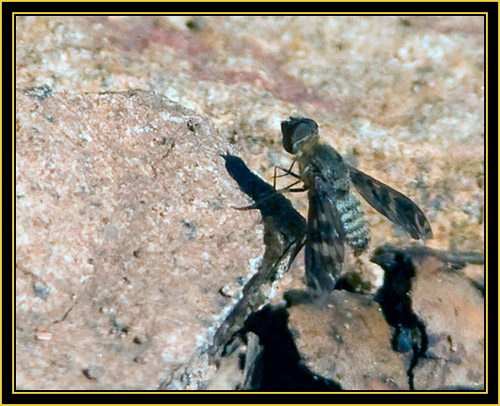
[
  {"left": 233, "top": 162, "right": 306, "bottom": 211},
  {"left": 273, "top": 160, "right": 300, "bottom": 188}
]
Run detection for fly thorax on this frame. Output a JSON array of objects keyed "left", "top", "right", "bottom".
[
  {"left": 297, "top": 152, "right": 315, "bottom": 189},
  {"left": 311, "top": 143, "right": 350, "bottom": 187}
]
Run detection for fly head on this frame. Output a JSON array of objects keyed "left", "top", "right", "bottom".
[{"left": 281, "top": 117, "right": 319, "bottom": 155}]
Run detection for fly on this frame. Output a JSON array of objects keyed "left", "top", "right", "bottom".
[{"left": 280, "top": 117, "right": 433, "bottom": 296}]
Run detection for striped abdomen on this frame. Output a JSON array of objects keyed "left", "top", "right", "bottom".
[{"left": 336, "top": 191, "right": 370, "bottom": 255}]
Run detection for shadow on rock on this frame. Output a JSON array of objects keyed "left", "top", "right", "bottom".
[{"left": 210, "top": 155, "right": 306, "bottom": 360}]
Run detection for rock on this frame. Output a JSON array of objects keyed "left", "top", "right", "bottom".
[
  {"left": 15, "top": 89, "right": 264, "bottom": 389},
  {"left": 411, "top": 255, "right": 484, "bottom": 390},
  {"left": 288, "top": 291, "right": 409, "bottom": 390},
  {"left": 287, "top": 245, "right": 484, "bottom": 391},
  {"left": 371, "top": 245, "right": 484, "bottom": 390},
  {"left": 16, "top": 15, "right": 484, "bottom": 390}
]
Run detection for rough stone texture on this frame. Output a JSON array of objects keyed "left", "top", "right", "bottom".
[
  {"left": 16, "top": 15, "right": 485, "bottom": 270},
  {"left": 288, "top": 291, "right": 409, "bottom": 390},
  {"left": 287, "top": 250, "right": 484, "bottom": 391},
  {"left": 411, "top": 256, "right": 484, "bottom": 390},
  {"left": 16, "top": 90, "right": 264, "bottom": 389},
  {"left": 16, "top": 15, "right": 484, "bottom": 390}
]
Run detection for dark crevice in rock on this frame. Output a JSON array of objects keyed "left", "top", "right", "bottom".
[
  {"left": 371, "top": 244, "right": 429, "bottom": 390},
  {"left": 238, "top": 304, "right": 342, "bottom": 391}
]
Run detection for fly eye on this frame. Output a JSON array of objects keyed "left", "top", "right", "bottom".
[
  {"left": 281, "top": 121, "right": 295, "bottom": 153},
  {"left": 292, "top": 122, "right": 314, "bottom": 141},
  {"left": 281, "top": 117, "right": 318, "bottom": 154}
]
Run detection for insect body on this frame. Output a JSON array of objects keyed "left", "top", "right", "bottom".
[{"left": 281, "top": 117, "right": 433, "bottom": 295}]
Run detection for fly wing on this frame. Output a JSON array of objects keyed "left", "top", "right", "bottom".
[
  {"left": 349, "top": 166, "right": 433, "bottom": 240},
  {"left": 305, "top": 174, "right": 346, "bottom": 295}
]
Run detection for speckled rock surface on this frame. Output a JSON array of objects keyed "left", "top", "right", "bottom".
[
  {"left": 288, "top": 291, "right": 409, "bottom": 390},
  {"left": 16, "top": 89, "right": 264, "bottom": 389},
  {"left": 16, "top": 15, "right": 485, "bottom": 267},
  {"left": 16, "top": 15, "right": 484, "bottom": 390},
  {"left": 411, "top": 255, "right": 484, "bottom": 390},
  {"left": 288, "top": 247, "right": 484, "bottom": 391}
]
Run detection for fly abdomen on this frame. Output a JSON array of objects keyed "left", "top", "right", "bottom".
[{"left": 336, "top": 191, "right": 370, "bottom": 255}]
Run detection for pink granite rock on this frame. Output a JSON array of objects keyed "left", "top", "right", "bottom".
[
  {"left": 288, "top": 291, "right": 409, "bottom": 390},
  {"left": 16, "top": 89, "right": 265, "bottom": 389},
  {"left": 287, "top": 247, "right": 484, "bottom": 391},
  {"left": 411, "top": 255, "right": 484, "bottom": 390},
  {"left": 16, "top": 15, "right": 484, "bottom": 390}
]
